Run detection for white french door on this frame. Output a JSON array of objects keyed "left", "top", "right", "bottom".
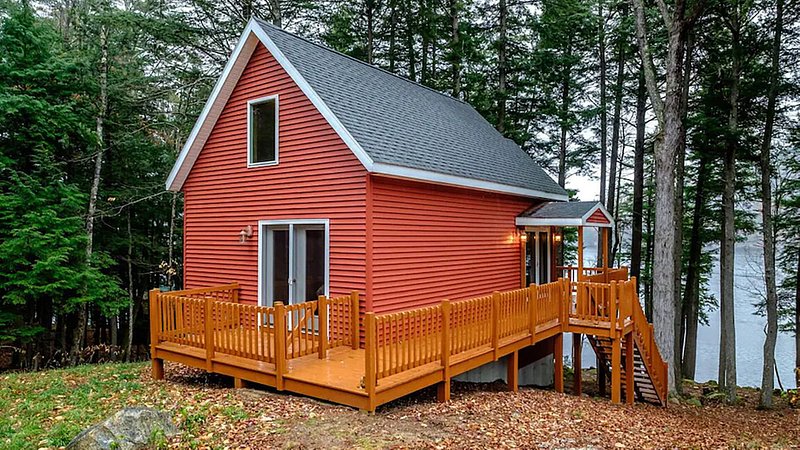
[{"left": 258, "top": 220, "right": 329, "bottom": 307}]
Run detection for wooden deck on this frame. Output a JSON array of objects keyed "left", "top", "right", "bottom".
[{"left": 150, "top": 271, "right": 668, "bottom": 411}]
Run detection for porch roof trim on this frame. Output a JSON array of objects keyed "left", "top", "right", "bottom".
[{"left": 515, "top": 201, "right": 614, "bottom": 228}]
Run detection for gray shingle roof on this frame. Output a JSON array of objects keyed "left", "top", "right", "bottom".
[
  {"left": 519, "top": 201, "right": 601, "bottom": 219},
  {"left": 255, "top": 19, "right": 567, "bottom": 199}
]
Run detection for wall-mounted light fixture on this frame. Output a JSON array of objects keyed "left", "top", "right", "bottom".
[
  {"left": 519, "top": 230, "right": 528, "bottom": 243},
  {"left": 553, "top": 232, "right": 562, "bottom": 244},
  {"left": 239, "top": 225, "right": 253, "bottom": 243}
]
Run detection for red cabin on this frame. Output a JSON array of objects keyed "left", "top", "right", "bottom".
[
  {"left": 153, "top": 19, "right": 667, "bottom": 411},
  {"left": 164, "top": 19, "right": 613, "bottom": 313}
]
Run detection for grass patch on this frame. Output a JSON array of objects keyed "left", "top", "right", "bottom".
[{"left": 0, "top": 362, "right": 148, "bottom": 449}]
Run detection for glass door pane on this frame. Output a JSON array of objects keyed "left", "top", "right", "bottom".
[
  {"left": 302, "top": 228, "right": 326, "bottom": 302},
  {"left": 268, "top": 227, "right": 290, "bottom": 305},
  {"left": 537, "top": 231, "right": 550, "bottom": 284}
]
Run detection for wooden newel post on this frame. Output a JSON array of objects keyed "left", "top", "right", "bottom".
[
  {"left": 609, "top": 281, "right": 618, "bottom": 336},
  {"left": 364, "top": 312, "right": 377, "bottom": 410},
  {"left": 318, "top": 295, "right": 328, "bottom": 359},
  {"left": 528, "top": 284, "right": 538, "bottom": 342},
  {"left": 274, "top": 301, "right": 286, "bottom": 390},
  {"left": 438, "top": 300, "right": 451, "bottom": 403},
  {"left": 491, "top": 291, "right": 500, "bottom": 360},
  {"left": 149, "top": 289, "right": 164, "bottom": 380},
  {"left": 204, "top": 296, "right": 214, "bottom": 370},
  {"left": 350, "top": 291, "right": 360, "bottom": 349},
  {"left": 560, "top": 279, "right": 569, "bottom": 331},
  {"left": 232, "top": 283, "right": 239, "bottom": 303}
]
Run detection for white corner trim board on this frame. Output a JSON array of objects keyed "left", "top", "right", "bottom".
[{"left": 166, "top": 19, "right": 567, "bottom": 203}]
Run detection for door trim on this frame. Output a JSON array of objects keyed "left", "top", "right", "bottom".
[{"left": 257, "top": 219, "right": 330, "bottom": 306}]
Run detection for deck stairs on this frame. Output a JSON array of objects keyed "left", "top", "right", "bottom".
[{"left": 582, "top": 278, "right": 668, "bottom": 406}]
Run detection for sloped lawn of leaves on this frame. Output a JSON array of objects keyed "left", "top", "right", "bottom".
[{"left": 0, "top": 362, "right": 797, "bottom": 449}]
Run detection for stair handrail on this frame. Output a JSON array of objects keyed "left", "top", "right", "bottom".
[{"left": 626, "top": 277, "right": 668, "bottom": 403}]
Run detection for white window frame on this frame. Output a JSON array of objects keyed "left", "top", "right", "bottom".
[
  {"left": 247, "top": 95, "right": 280, "bottom": 167},
  {"left": 257, "top": 219, "right": 330, "bottom": 307}
]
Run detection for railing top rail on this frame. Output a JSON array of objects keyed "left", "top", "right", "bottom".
[{"left": 166, "top": 283, "right": 240, "bottom": 296}]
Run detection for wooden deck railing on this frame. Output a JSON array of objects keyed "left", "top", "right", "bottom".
[
  {"left": 625, "top": 277, "right": 668, "bottom": 402},
  {"left": 151, "top": 277, "right": 667, "bottom": 409},
  {"left": 558, "top": 266, "right": 629, "bottom": 283},
  {"left": 150, "top": 288, "right": 360, "bottom": 369},
  {"left": 365, "top": 282, "right": 566, "bottom": 388}
]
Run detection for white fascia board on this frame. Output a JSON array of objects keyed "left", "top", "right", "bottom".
[
  {"left": 166, "top": 19, "right": 374, "bottom": 192},
  {"left": 372, "top": 162, "right": 570, "bottom": 202},
  {"left": 516, "top": 217, "right": 583, "bottom": 227}
]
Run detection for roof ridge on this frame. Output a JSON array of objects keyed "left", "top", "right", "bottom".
[{"left": 254, "top": 17, "right": 469, "bottom": 106}]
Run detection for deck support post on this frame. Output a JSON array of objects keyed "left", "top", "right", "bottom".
[
  {"left": 151, "top": 357, "right": 164, "bottom": 380},
  {"left": 364, "top": 312, "right": 377, "bottom": 411},
  {"left": 439, "top": 300, "right": 451, "bottom": 403},
  {"left": 625, "top": 332, "right": 635, "bottom": 405},
  {"left": 318, "top": 295, "right": 328, "bottom": 359},
  {"left": 234, "top": 377, "right": 247, "bottom": 389},
  {"left": 149, "top": 289, "right": 164, "bottom": 380},
  {"left": 572, "top": 333, "right": 582, "bottom": 396},
  {"left": 554, "top": 333, "right": 564, "bottom": 393},
  {"left": 611, "top": 336, "right": 622, "bottom": 404},
  {"left": 507, "top": 350, "right": 519, "bottom": 392},
  {"left": 350, "top": 291, "right": 360, "bottom": 349},
  {"left": 275, "top": 302, "right": 286, "bottom": 391}
]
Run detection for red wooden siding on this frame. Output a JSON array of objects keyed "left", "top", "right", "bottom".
[
  {"left": 370, "top": 176, "right": 534, "bottom": 313},
  {"left": 182, "top": 43, "right": 367, "bottom": 304},
  {"left": 586, "top": 208, "right": 611, "bottom": 224}
]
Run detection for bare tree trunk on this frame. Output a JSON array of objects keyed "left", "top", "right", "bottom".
[
  {"left": 644, "top": 174, "right": 655, "bottom": 320},
  {"left": 406, "top": 0, "right": 417, "bottom": 81},
  {"left": 607, "top": 6, "right": 626, "bottom": 260},
  {"left": 420, "top": 0, "right": 429, "bottom": 82},
  {"left": 366, "top": 0, "right": 375, "bottom": 64},
  {"left": 719, "top": 15, "right": 740, "bottom": 402},
  {"left": 795, "top": 252, "right": 800, "bottom": 388},
  {"left": 449, "top": 0, "right": 460, "bottom": 97},
  {"left": 631, "top": 66, "right": 646, "bottom": 288},
  {"left": 389, "top": 0, "right": 397, "bottom": 73},
  {"left": 71, "top": 21, "right": 108, "bottom": 366},
  {"left": 598, "top": 0, "right": 608, "bottom": 206},
  {"left": 558, "top": 35, "right": 573, "bottom": 188},
  {"left": 682, "top": 155, "right": 707, "bottom": 380},
  {"left": 497, "top": 0, "right": 507, "bottom": 134},
  {"left": 167, "top": 192, "right": 177, "bottom": 289},
  {"left": 759, "top": 0, "right": 782, "bottom": 409},
  {"left": 125, "top": 209, "right": 135, "bottom": 362},
  {"left": 673, "top": 33, "right": 692, "bottom": 388},
  {"left": 631, "top": 0, "right": 703, "bottom": 395},
  {"left": 268, "top": 0, "right": 281, "bottom": 27}
]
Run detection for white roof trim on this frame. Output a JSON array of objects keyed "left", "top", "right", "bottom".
[
  {"left": 372, "top": 163, "right": 569, "bottom": 201},
  {"left": 515, "top": 202, "right": 614, "bottom": 228},
  {"left": 166, "top": 19, "right": 374, "bottom": 191},
  {"left": 166, "top": 19, "right": 567, "bottom": 202}
]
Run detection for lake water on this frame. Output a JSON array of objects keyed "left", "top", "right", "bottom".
[{"left": 565, "top": 233, "right": 797, "bottom": 389}]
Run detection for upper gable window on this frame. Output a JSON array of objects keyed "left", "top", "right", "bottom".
[{"left": 248, "top": 96, "right": 279, "bottom": 166}]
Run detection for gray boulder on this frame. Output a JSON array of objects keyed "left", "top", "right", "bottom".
[{"left": 67, "top": 407, "right": 178, "bottom": 450}]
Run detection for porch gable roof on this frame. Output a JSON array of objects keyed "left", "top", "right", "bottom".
[{"left": 515, "top": 201, "right": 614, "bottom": 228}]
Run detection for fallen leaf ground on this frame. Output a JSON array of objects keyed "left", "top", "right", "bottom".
[{"left": 0, "top": 362, "right": 797, "bottom": 449}]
